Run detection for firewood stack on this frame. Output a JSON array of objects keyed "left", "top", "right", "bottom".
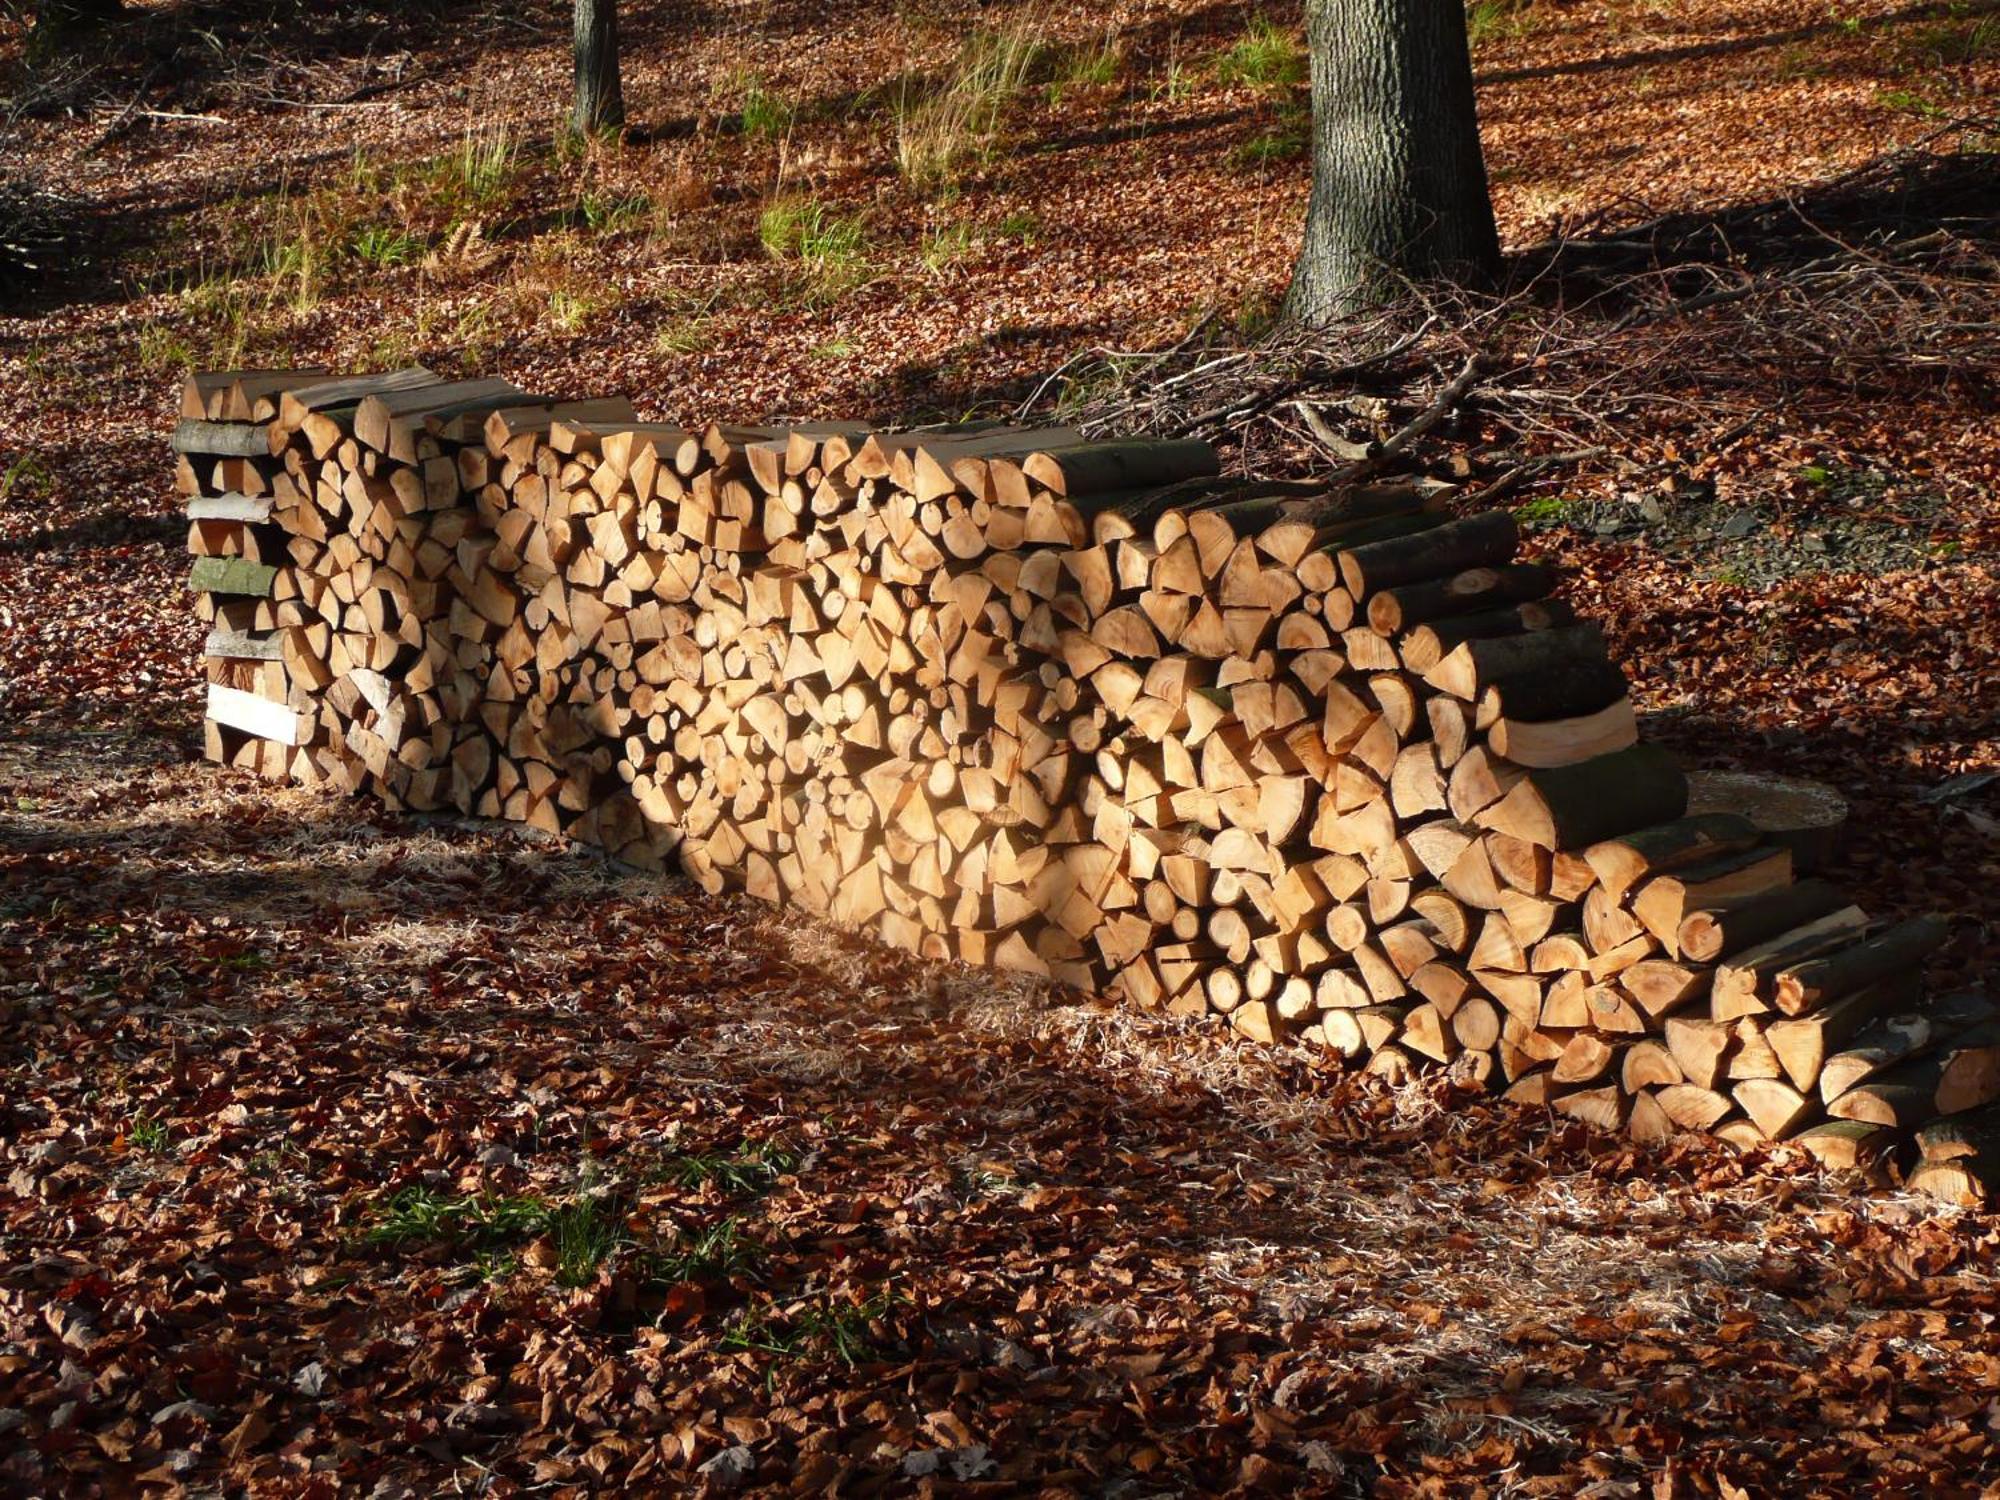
[
  {"left": 180, "top": 368, "right": 332, "bottom": 778},
  {"left": 177, "top": 369, "right": 1996, "bottom": 1203}
]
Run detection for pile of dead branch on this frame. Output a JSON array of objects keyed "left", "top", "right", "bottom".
[{"left": 1026, "top": 136, "right": 2000, "bottom": 502}]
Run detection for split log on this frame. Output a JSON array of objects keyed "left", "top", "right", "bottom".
[{"left": 1475, "top": 744, "right": 1688, "bottom": 851}]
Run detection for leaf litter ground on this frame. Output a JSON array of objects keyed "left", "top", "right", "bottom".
[{"left": 2, "top": 0, "right": 1999, "bottom": 1491}]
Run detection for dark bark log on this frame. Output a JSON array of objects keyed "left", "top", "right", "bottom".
[
  {"left": 1399, "top": 599, "right": 1578, "bottom": 674},
  {"left": 1816, "top": 991, "right": 1997, "bottom": 1103},
  {"left": 1677, "top": 876, "right": 1856, "bottom": 963},
  {"left": 1337, "top": 510, "right": 1516, "bottom": 599},
  {"left": 1476, "top": 743, "right": 1688, "bottom": 851},
  {"left": 1794, "top": 1119, "right": 1899, "bottom": 1173},
  {"left": 574, "top": 0, "right": 626, "bottom": 136},
  {"left": 1285, "top": 0, "right": 1501, "bottom": 321},
  {"left": 1773, "top": 913, "right": 1949, "bottom": 1017},
  {"left": 1474, "top": 656, "right": 1628, "bottom": 727},
  {"left": 1367, "top": 562, "right": 1552, "bottom": 635},
  {"left": 1920, "top": 1090, "right": 2000, "bottom": 1161},
  {"left": 1763, "top": 971, "right": 1923, "bottom": 1092},
  {"left": 1021, "top": 439, "right": 1221, "bottom": 499},
  {"left": 1423, "top": 621, "right": 1606, "bottom": 701}
]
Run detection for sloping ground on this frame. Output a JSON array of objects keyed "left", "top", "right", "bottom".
[
  {"left": 5, "top": 725, "right": 2000, "bottom": 1495},
  {"left": 2, "top": 0, "right": 1999, "bottom": 1491}
]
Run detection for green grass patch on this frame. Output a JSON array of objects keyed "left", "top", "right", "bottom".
[
  {"left": 657, "top": 1140, "right": 800, "bottom": 1195},
  {"left": 1215, "top": 16, "right": 1305, "bottom": 90},
  {"left": 441, "top": 124, "right": 520, "bottom": 211},
  {"left": 656, "top": 314, "right": 719, "bottom": 355},
  {"left": 759, "top": 198, "right": 871, "bottom": 300},
  {"left": 721, "top": 1285, "right": 897, "bottom": 1367},
  {"left": 1232, "top": 105, "right": 1309, "bottom": 168},
  {"left": 570, "top": 190, "right": 653, "bottom": 236},
  {"left": 365, "top": 1186, "right": 551, "bottom": 1250},
  {"left": 920, "top": 218, "right": 979, "bottom": 272},
  {"left": 739, "top": 76, "right": 798, "bottom": 139},
  {"left": 1899, "top": 9, "right": 2000, "bottom": 66},
  {"left": 1467, "top": 0, "right": 1541, "bottom": 49},
  {"left": 1150, "top": 55, "right": 1201, "bottom": 104},
  {"left": 1877, "top": 86, "right": 1950, "bottom": 117},
  {"left": 126, "top": 1111, "right": 171, "bottom": 1154},
  {"left": 351, "top": 225, "right": 425, "bottom": 267},
  {"left": 541, "top": 1194, "right": 633, "bottom": 1287},
  {"left": 1, "top": 450, "right": 55, "bottom": 504},
  {"left": 1045, "top": 32, "right": 1122, "bottom": 105},
  {"left": 1513, "top": 495, "right": 1580, "bottom": 528},
  {"left": 547, "top": 286, "right": 608, "bottom": 333},
  {"left": 648, "top": 1216, "right": 764, "bottom": 1284},
  {"left": 365, "top": 1183, "right": 639, "bottom": 1289},
  {"left": 993, "top": 209, "right": 1041, "bottom": 243}
]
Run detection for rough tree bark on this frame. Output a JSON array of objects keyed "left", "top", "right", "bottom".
[
  {"left": 1284, "top": 0, "right": 1501, "bottom": 323},
  {"left": 573, "top": 0, "right": 626, "bottom": 137}
]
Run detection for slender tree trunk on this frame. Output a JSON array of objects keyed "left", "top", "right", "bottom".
[
  {"left": 573, "top": 0, "right": 625, "bottom": 137},
  {"left": 1284, "top": 0, "right": 1500, "bottom": 324}
]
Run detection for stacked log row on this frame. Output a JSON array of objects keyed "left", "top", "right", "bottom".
[{"left": 180, "top": 369, "right": 1994, "bottom": 1203}]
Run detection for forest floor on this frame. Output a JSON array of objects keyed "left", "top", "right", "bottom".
[{"left": 2, "top": 0, "right": 1999, "bottom": 1493}]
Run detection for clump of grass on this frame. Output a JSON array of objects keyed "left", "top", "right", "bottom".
[
  {"left": 659, "top": 1140, "right": 800, "bottom": 1195},
  {"left": 352, "top": 225, "right": 425, "bottom": 267},
  {"left": 547, "top": 286, "right": 606, "bottom": 333},
  {"left": 443, "top": 122, "right": 520, "bottom": 211},
  {"left": 0, "top": 451, "right": 53, "bottom": 505},
  {"left": 1878, "top": 86, "right": 1948, "bottom": 118},
  {"left": 258, "top": 192, "right": 336, "bottom": 313},
  {"left": 1232, "top": 105, "right": 1310, "bottom": 168},
  {"left": 126, "top": 1111, "right": 171, "bottom": 1154},
  {"left": 571, "top": 190, "right": 652, "bottom": 236},
  {"left": 1050, "top": 357, "right": 1126, "bottom": 421},
  {"left": 541, "top": 1194, "right": 632, "bottom": 1287},
  {"left": 649, "top": 1217, "right": 763, "bottom": 1284},
  {"left": 1513, "top": 495, "right": 1579, "bottom": 528},
  {"left": 1215, "top": 16, "right": 1305, "bottom": 90},
  {"left": 365, "top": 1186, "right": 550, "bottom": 1250},
  {"left": 177, "top": 268, "right": 262, "bottom": 366},
  {"left": 364, "top": 1182, "right": 638, "bottom": 1289},
  {"left": 451, "top": 299, "right": 499, "bottom": 363},
  {"left": 1467, "top": 0, "right": 1540, "bottom": 48},
  {"left": 135, "top": 320, "right": 194, "bottom": 375},
  {"left": 759, "top": 197, "right": 870, "bottom": 299},
  {"left": 1151, "top": 55, "right": 1199, "bottom": 104},
  {"left": 993, "top": 209, "right": 1040, "bottom": 243},
  {"left": 1045, "top": 31, "right": 1122, "bottom": 105},
  {"left": 722, "top": 1285, "right": 897, "bottom": 1367},
  {"left": 656, "top": 314, "right": 719, "bottom": 356},
  {"left": 739, "top": 76, "right": 797, "bottom": 139},
  {"left": 896, "top": 21, "right": 1049, "bottom": 191},
  {"left": 1900, "top": 11, "right": 1999, "bottom": 66},
  {"left": 921, "top": 217, "right": 978, "bottom": 272}
]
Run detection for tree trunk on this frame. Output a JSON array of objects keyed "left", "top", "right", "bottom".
[
  {"left": 573, "top": 0, "right": 625, "bottom": 137},
  {"left": 1284, "top": 0, "right": 1501, "bottom": 322}
]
